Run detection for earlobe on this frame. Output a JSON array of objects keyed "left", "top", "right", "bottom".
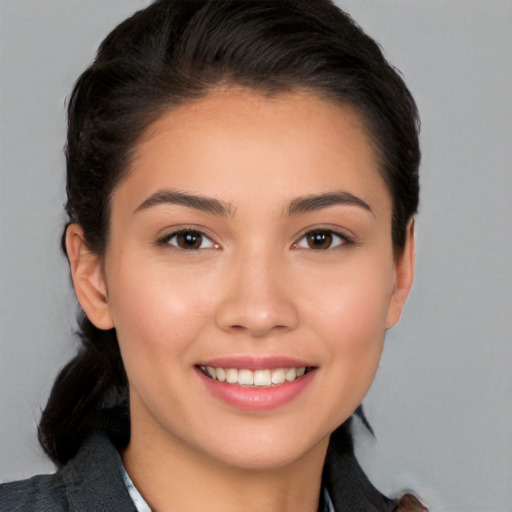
[
  {"left": 65, "top": 224, "right": 114, "bottom": 330},
  {"left": 385, "top": 220, "right": 415, "bottom": 329}
]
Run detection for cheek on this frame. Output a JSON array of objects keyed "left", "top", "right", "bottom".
[
  {"left": 309, "top": 286, "right": 389, "bottom": 423},
  {"left": 304, "top": 265, "right": 393, "bottom": 393},
  {"left": 304, "top": 258, "right": 393, "bottom": 342},
  {"left": 106, "top": 259, "right": 217, "bottom": 364},
  {"left": 321, "top": 283, "right": 388, "bottom": 369}
]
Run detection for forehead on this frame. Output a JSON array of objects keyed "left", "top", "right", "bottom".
[
  {"left": 134, "top": 87, "right": 375, "bottom": 160},
  {"left": 121, "top": 88, "right": 390, "bottom": 214}
]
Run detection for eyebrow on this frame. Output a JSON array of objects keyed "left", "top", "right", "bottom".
[
  {"left": 287, "top": 191, "right": 373, "bottom": 216},
  {"left": 135, "top": 189, "right": 233, "bottom": 216},
  {"left": 135, "top": 188, "right": 372, "bottom": 218}
]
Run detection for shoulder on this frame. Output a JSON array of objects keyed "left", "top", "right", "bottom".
[
  {"left": 0, "top": 473, "right": 68, "bottom": 512},
  {"left": 0, "top": 432, "right": 137, "bottom": 512},
  {"left": 324, "top": 430, "right": 428, "bottom": 512}
]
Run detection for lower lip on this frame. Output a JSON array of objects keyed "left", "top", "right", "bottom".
[{"left": 196, "top": 368, "right": 316, "bottom": 411}]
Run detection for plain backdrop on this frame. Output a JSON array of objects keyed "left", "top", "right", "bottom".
[{"left": 1, "top": 1, "right": 511, "bottom": 511}]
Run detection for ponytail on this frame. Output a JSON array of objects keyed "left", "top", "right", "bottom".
[{"left": 38, "top": 315, "right": 129, "bottom": 466}]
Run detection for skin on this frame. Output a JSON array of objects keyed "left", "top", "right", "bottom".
[{"left": 66, "top": 88, "right": 414, "bottom": 512}]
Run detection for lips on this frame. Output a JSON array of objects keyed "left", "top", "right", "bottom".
[{"left": 195, "top": 357, "right": 317, "bottom": 410}]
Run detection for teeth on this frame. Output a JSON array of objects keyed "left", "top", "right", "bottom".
[
  {"left": 254, "top": 369, "right": 271, "bottom": 386},
  {"left": 226, "top": 368, "right": 238, "bottom": 384},
  {"left": 285, "top": 367, "right": 297, "bottom": 382},
  {"left": 200, "top": 366, "right": 308, "bottom": 387},
  {"left": 215, "top": 367, "right": 226, "bottom": 382},
  {"left": 238, "top": 369, "right": 254, "bottom": 386},
  {"left": 271, "top": 368, "right": 285, "bottom": 385}
]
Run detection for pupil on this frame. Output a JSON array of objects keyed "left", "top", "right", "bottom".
[
  {"left": 178, "top": 232, "right": 201, "bottom": 249},
  {"left": 308, "top": 232, "right": 332, "bottom": 249}
]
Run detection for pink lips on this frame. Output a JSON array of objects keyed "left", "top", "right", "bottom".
[
  {"left": 195, "top": 356, "right": 316, "bottom": 411},
  {"left": 199, "top": 355, "right": 311, "bottom": 370}
]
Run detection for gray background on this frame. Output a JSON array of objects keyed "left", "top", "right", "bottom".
[{"left": 1, "top": 1, "right": 511, "bottom": 510}]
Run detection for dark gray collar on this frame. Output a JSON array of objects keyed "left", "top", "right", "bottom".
[
  {"left": 60, "top": 432, "right": 137, "bottom": 512},
  {"left": 323, "top": 437, "right": 397, "bottom": 512},
  {"left": 60, "top": 431, "right": 395, "bottom": 512}
]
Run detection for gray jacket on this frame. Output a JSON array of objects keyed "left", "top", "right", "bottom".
[{"left": 0, "top": 432, "right": 426, "bottom": 511}]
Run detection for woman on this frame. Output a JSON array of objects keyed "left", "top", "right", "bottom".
[{"left": 0, "top": 1, "right": 427, "bottom": 510}]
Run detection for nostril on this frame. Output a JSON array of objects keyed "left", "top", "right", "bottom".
[{"left": 216, "top": 294, "right": 300, "bottom": 336}]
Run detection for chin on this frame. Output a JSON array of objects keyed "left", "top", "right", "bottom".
[{"left": 195, "top": 424, "right": 332, "bottom": 472}]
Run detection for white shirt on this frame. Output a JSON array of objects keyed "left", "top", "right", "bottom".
[{"left": 121, "top": 465, "right": 335, "bottom": 512}]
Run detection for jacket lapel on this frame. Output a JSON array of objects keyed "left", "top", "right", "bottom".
[{"left": 61, "top": 432, "right": 137, "bottom": 511}]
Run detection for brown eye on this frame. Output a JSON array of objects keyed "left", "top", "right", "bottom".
[
  {"left": 295, "top": 230, "right": 350, "bottom": 250},
  {"left": 176, "top": 231, "right": 203, "bottom": 249},
  {"left": 163, "top": 230, "right": 216, "bottom": 250},
  {"left": 306, "top": 231, "right": 333, "bottom": 250}
]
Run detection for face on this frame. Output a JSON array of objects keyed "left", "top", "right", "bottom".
[{"left": 70, "top": 88, "right": 414, "bottom": 471}]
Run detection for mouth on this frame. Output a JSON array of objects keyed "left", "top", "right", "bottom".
[{"left": 197, "top": 365, "right": 313, "bottom": 387}]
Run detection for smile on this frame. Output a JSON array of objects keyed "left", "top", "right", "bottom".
[{"left": 198, "top": 365, "right": 310, "bottom": 387}]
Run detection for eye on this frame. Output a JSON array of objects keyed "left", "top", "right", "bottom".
[
  {"left": 159, "top": 229, "right": 217, "bottom": 250},
  {"left": 294, "top": 229, "right": 351, "bottom": 250}
]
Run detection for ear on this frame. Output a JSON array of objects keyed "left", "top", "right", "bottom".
[
  {"left": 65, "top": 224, "right": 114, "bottom": 330},
  {"left": 385, "top": 219, "right": 415, "bottom": 329}
]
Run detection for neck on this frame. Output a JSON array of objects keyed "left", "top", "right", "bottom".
[{"left": 122, "top": 421, "right": 328, "bottom": 512}]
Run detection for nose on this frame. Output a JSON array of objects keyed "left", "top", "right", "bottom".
[{"left": 215, "top": 251, "right": 299, "bottom": 337}]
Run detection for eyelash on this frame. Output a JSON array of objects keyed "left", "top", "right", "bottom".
[
  {"left": 293, "top": 229, "right": 354, "bottom": 251},
  {"left": 156, "top": 229, "right": 218, "bottom": 251},
  {"left": 156, "top": 228, "right": 354, "bottom": 252}
]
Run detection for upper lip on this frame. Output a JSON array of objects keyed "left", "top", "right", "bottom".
[{"left": 197, "top": 355, "right": 315, "bottom": 370}]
